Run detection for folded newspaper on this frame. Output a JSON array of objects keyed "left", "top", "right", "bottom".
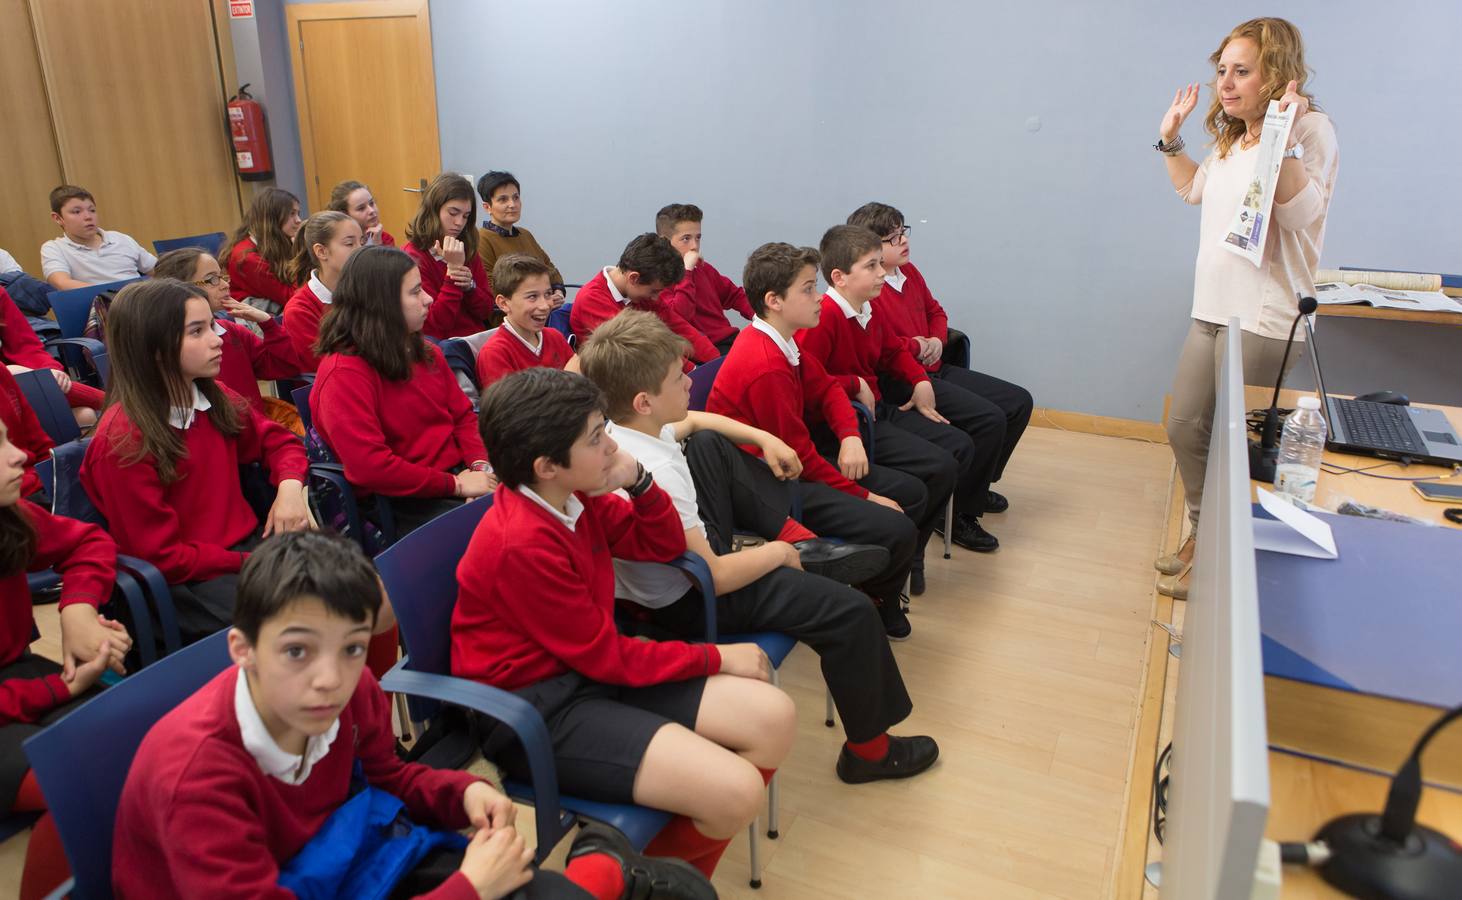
[
  {"left": 1314, "top": 281, "right": 1462, "bottom": 314},
  {"left": 1221, "top": 100, "right": 1296, "bottom": 267}
]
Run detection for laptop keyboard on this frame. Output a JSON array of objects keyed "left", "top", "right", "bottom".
[{"left": 1333, "top": 399, "right": 1426, "bottom": 455}]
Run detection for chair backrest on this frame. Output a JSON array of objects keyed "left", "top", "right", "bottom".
[
  {"left": 688, "top": 356, "right": 724, "bottom": 412},
  {"left": 47, "top": 278, "right": 143, "bottom": 338},
  {"left": 152, "top": 232, "right": 226, "bottom": 257},
  {"left": 374, "top": 497, "right": 491, "bottom": 720},
  {"left": 14, "top": 370, "right": 81, "bottom": 445},
  {"left": 291, "top": 383, "right": 313, "bottom": 432},
  {"left": 440, "top": 336, "right": 481, "bottom": 390},
  {"left": 23, "top": 630, "right": 232, "bottom": 900},
  {"left": 49, "top": 439, "right": 107, "bottom": 527}
]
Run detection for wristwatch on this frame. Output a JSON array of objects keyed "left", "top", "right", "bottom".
[{"left": 1283, "top": 143, "right": 1304, "bottom": 160}]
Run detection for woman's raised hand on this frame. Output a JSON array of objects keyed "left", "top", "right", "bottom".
[
  {"left": 1161, "top": 83, "right": 1201, "bottom": 142},
  {"left": 1277, "top": 80, "right": 1309, "bottom": 120}
]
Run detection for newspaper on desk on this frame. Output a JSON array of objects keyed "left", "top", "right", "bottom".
[
  {"left": 1314, "top": 280, "right": 1462, "bottom": 314},
  {"left": 1221, "top": 100, "right": 1296, "bottom": 267}
]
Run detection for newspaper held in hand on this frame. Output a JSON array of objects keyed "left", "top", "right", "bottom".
[{"left": 1221, "top": 100, "right": 1296, "bottom": 267}]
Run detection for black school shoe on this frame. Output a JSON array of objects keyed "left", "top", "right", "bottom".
[
  {"left": 836, "top": 734, "right": 941, "bottom": 784},
  {"left": 908, "top": 560, "right": 926, "bottom": 596},
  {"left": 986, "top": 490, "right": 1010, "bottom": 514},
  {"left": 568, "top": 823, "right": 718, "bottom": 900},
  {"left": 951, "top": 515, "right": 999, "bottom": 553},
  {"left": 878, "top": 597, "right": 912, "bottom": 641},
  {"left": 794, "top": 539, "right": 890, "bottom": 586}
]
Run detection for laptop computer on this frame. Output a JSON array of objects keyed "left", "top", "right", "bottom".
[{"left": 1303, "top": 317, "right": 1462, "bottom": 466}]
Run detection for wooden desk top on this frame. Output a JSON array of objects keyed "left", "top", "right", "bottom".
[
  {"left": 1316, "top": 304, "right": 1462, "bottom": 327},
  {"left": 1244, "top": 386, "right": 1462, "bottom": 530}
]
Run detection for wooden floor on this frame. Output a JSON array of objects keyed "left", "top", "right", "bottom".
[{"left": 0, "top": 425, "right": 1175, "bottom": 899}]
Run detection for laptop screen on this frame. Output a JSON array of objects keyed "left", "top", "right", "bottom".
[{"left": 1302, "top": 316, "right": 1331, "bottom": 429}]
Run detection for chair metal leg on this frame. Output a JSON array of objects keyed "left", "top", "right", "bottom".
[
  {"left": 748, "top": 818, "right": 763, "bottom": 888},
  {"left": 824, "top": 688, "right": 836, "bottom": 728},
  {"left": 394, "top": 692, "right": 418, "bottom": 742},
  {"left": 943, "top": 496, "right": 954, "bottom": 559},
  {"left": 767, "top": 771, "right": 780, "bottom": 839}
]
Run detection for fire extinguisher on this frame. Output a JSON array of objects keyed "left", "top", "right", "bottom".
[{"left": 227, "top": 84, "right": 274, "bottom": 182}]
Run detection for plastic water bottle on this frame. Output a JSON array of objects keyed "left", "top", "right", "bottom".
[{"left": 1274, "top": 396, "right": 1327, "bottom": 504}]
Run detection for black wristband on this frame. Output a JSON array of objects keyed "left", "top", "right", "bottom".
[{"left": 626, "top": 463, "right": 654, "bottom": 498}]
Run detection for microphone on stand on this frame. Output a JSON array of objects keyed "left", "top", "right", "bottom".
[{"left": 1248, "top": 294, "right": 1319, "bottom": 482}]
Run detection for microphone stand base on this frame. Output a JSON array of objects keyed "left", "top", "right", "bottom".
[
  {"left": 1316, "top": 814, "right": 1462, "bottom": 900},
  {"left": 1248, "top": 437, "right": 1278, "bottom": 483}
]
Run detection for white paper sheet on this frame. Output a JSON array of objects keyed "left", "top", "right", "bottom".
[{"left": 1253, "top": 486, "right": 1339, "bottom": 559}]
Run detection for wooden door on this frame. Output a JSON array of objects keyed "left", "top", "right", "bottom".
[
  {"left": 26, "top": 0, "right": 244, "bottom": 254},
  {"left": 0, "top": 0, "right": 64, "bottom": 275},
  {"left": 288, "top": 0, "right": 441, "bottom": 240}
]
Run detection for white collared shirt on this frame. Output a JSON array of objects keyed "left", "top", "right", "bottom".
[
  {"left": 518, "top": 484, "right": 585, "bottom": 532},
  {"left": 308, "top": 271, "right": 333, "bottom": 305},
  {"left": 167, "top": 384, "right": 214, "bottom": 430},
  {"left": 0, "top": 248, "right": 20, "bottom": 275},
  {"left": 603, "top": 267, "right": 630, "bottom": 306},
  {"left": 884, "top": 268, "right": 907, "bottom": 292},
  {"left": 604, "top": 421, "right": 705, "bottom": 610},
  {"left": 503, "top": 319, "right": 543, "bottom": 356},
  {"left": 751, "top": 316, "right": 799, "bottom": 367},
  {"left": 39, "top": 229, "right": 156, "bottom": 282},
  {"left": 826, "top": 287, "right": 872, "bottom": 329},
  {"left": 233, "top": 667, "right": 340, "bottom": 786}
]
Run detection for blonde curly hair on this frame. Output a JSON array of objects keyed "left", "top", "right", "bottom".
[{"left": 1204, "top": 17, "right": 1319, "bottom": 159}]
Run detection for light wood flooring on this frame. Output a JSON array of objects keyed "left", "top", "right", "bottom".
[{"left": 1, "top": 425, "right": 1175, "bottom": 899}]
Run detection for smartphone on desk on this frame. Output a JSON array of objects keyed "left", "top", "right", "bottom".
[{"left": 1412, "top": 481, "right": 1462, "bottom": 503}]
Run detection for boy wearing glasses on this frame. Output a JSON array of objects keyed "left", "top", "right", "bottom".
[
  {"left": 847, "top": 203, "right": 1033, "bottom": 540},
  {"left": 41, "top": 185, "right": 155, "bottom": 289}
]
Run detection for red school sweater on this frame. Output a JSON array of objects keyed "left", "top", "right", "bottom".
[
  {"left": 0, "top": 365, "right": 53, "bottom": 498},
  {"left": 0, "top": 500, "right": 114, "bottom": 725},
  {"left": 795, "top": 294, "right": 929, "bottom": 402},
  {"left": 661, "top": 259, "right": 755, "bottom": 346},
  {"left": 283, "top": 281, "right": 328, "bottom": 372},
  {"left": 873, "top": 262, "right": 951, "bottom": 373},
  {"left": 474, "top": 322, "right": 575, "bottom": 391},
  {"left": 216, "top": 316, "right": 303, "bottom": 412},
  {"left": 227, "top": 236, "right": 297, "bottom": 308},
  {"left": 80, "top": 386, "right": 308, "bottom": 583},
  {"left": 569, "top": 270, "right": 720, "bottom": 364},
  {"left": 112, "top": 667, "right": 483, "bottom": 900},
  {"left": 1, "top": 288, "right": 105, "bottom": 410},
  {"left": 402, "top": 243, "right": 494, "bottom": 340},
  {"left": 707, "top": 324, "right": 867, "bottom": 498},
  {"left": 450, "top": 483, "right": 716, "bottom": 692},
  {"left": 314, "top": 344, "right": 487, "bottom": 498}
]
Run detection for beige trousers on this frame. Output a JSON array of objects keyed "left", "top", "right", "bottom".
[{"left": 1165, "top": 319, "right": 1299, "bottom": 526}]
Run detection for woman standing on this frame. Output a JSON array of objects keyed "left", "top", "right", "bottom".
[{"left": 1156, "top": 17, "right": 1338, "bottom": 599}]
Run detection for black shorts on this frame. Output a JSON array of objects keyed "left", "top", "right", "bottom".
[{"left": 478, "top": 671, "right": 706, "bottom": 804}]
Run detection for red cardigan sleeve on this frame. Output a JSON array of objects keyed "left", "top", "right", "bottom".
[
  {"left": 655, "top": 303, "right": 719, "bottom": 363},
  {"left": 876, "top": 319, "right": 931, "bottom": 388},
  {"left": 232, "top": 251, "right": 296, "bottom": 307},
  {"left": 314, "top": 361, "right": 457, "bottom": 498},
  {"left": 795, "top": 307, "right": 860, "bottom": 398},
  {"left": 29, "top": 501, "right": 116, "bottom": 611},
  {"left": 0, "top": 673, "right": 73, "bottom": 726},
  {"left": 233, "top": 396, "right": 308, "bottom": 485},
  {"left": 0, "top": 289, "right": 61, "bottom": 371},
  {"left": 439, "top": 355, "right": 487, "bottom": 465},
  {"left": 745, "top": 367, "right": 867, "bottom": 499},
  {"left": 706, "top": 263, "right": 754, "bottom": 320},
  {"left": 235, "top": 317, "right": 304, "bottom": 380},
  {"left": 1, "top": 366, "right": 54, "bottom": 497},
  {"left": 283, "top": 288, "right": 325, "bottom": 372}
]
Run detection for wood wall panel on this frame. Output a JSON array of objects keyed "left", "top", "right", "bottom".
[{"left": 0, "top": 0, "right": 64, "bottom": 275}]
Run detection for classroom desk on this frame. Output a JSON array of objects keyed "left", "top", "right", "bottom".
[
  {"left": 1316, "top": 303, "right": 1462, "bottom": 328},
  {"left": 1118, "top": 389, "right": 1462, "bottom": 899}
]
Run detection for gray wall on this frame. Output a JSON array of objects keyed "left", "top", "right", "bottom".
[
  {"left": 232, "top": 0, "right": 309, "bottom": 206},
  {"left": 416, "top": 1, "right": 1460, "bottom": 420}
]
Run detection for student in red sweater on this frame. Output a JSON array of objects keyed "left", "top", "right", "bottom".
[
  {"left": 848, "top": 202, "right": 1032, "bottom": 517},
  {"left": 152, "top": 248, "right": 304, "bottom": 413},
  {"left": 568, "top": 234, "right": 718, "bottom": 365},
  {"left": 81, "top": 279, "right": 312, "bottom": 643},
  {"left": 453, "top": 367, "right": 794, "bottom": 879},
  {"left": 403, "top": 173, "right": 496, "bottom": 340},
  {"left": 581, "top": 311, "right": 938, "bottom": 781},
  {"left": 708, "top": 243, "right": 920, "bottom": 637},
  {"left": 114, "top": 530, "right": 710, "bottom": 900},
  {"left": 0, "top": 365, "right": 53, "bottom": 500},
  {"left": 328, "top": 179, "right": 398, "bottom": 247},
  {"left": 283, "top": 211, "right": 364, "bottom": 371},
  {"left": 314, "top": 246, "right": 495, "bottom": 535},
  {"left": 2, "top": 286, "right": 103, "bottom": 424},
  {"left": 1, "top": 419, "right": 131, "bottom": 900},
  {"left": 223, "top": 188, "right": 303, "bottom": 314},
  {"left": 475, "top": 255, "right": 579, "bottom": 391},
  {"left": 655, "top": 204, "right": 755, "bottom": 356}
]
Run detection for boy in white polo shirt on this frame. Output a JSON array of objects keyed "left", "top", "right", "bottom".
[
  {"left": 41, "top": 185, "right": 155, "bottom": 290},
  {"left": 579, "top": 310, "right": 939, "bottom": 785}
]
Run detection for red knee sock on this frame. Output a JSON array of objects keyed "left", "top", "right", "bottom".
[
  {"left": 563, "top": 851, "right": 626, "bottom": 900},
  {"left": 19, "top": 813, "right": 69, "bottom": 900},
  {"left": 775, "top": 518, "right": 817, "bottom": 544},
  {"left": 643, "top": 815, "right": 734, "bottom": 879},
  {"left": 845, "top": 733, "right": 890, "bottom": 762},
  {"left": 366, "top": 626, "right": 399, "bottom": 681},
  {"left": 758, "top": 766, "right": 776, "bottom": 786},
  {"left": 13, "top": 770, "right": 45, "bottom": 812}
]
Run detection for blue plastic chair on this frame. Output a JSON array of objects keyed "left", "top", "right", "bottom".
[
  {"left": 22, "top": 630, "right": 233, "bottom": 900},
  {"left": 291, "top": 383, "right": 398, "bottom": 553},
  {"left": 546, "top": 302, "right": 573, "bottom": 338},
  {"left": 46, "top": 278, "right": 142, "bottom": 340},
  {"left": 687, "top": 356, "right": 724, "bottom": 413},
  {"left": 943, "top": 327, "right": 971, "bottom": 369},
  {"left": 14, "top": 370, "right": 80, "bottom": 445},
  {"left": 440, "top": 335, "right": 482, "bottom": 394},
  {"left": 152, "top": 232, "right": 226, "bottom": 257},
  {"left": 49, "top": 440, "right": 182, "bottom": 667}
]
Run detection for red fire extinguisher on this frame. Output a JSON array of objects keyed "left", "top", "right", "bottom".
[{"left": 227, "top": 84, "right": 274, "bottom": 182}]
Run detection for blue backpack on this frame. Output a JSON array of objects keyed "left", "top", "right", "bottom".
[{"left": 0, "top": 270, "right": 55, "bottom": 317}]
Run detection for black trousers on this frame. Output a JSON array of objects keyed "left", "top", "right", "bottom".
[
  {"left": 683, "top": 432, "right": 915, "bottom": 604},
  {"left": 712, "top": 331, "right": 739, "bottom": 357},
  {"left": 168, "top": 534, "right": 263, "bottom": 645},
  {"left": 666, "top": 432, "right": 915, "bottom": 742},
  {"left": 391, "top": 846, "right": 590, "bottom": 899},
  {"left": 879, "top": 377, "right": 1000, "bottom": 519},
  {"left": 934, "top": 365, "right": 1033, "bottom": 483},
  {"left": 387, "top": 495, "right": 466, "bottom": 537}
]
